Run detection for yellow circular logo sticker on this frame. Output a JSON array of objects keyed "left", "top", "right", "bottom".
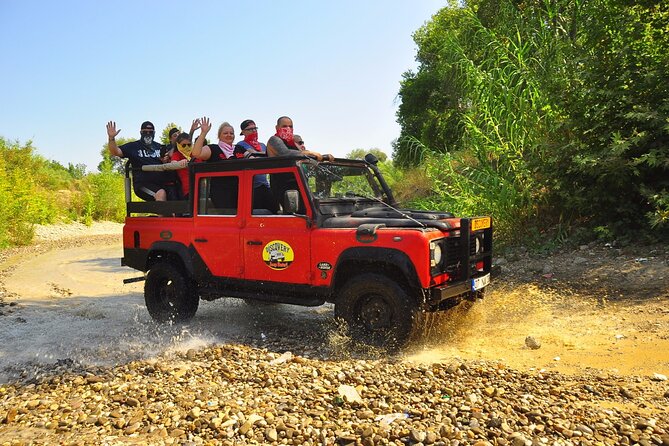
[{"left": 262, "top": 240, "right": 294, "bottom": 270}]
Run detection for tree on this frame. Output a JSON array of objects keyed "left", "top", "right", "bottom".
[
  {"left": 99, "top": 138, "right": 133, "bottom": 174},
  {"left": 161, "top": 122, "right": 181, "bottom": 145},
  {"left": 345, "top": 148, "right": 388, "bottom": 162},
  {"left": 67, "top": 163, "right": 87, "bottom": 179},
  {"left": 394, "top": 0, "right": 669, "bottom": 236}
]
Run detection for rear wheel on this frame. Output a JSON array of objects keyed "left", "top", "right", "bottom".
[
  {"left": 144, "top": 262, "right": 198, "bottom": 323},
  {"left": 335, "top": 273, "right": 418, "bottom": 350}
]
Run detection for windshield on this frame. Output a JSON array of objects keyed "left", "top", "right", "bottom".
[{"left": 300, "top": 161, "right": 388, "bottom": 202}]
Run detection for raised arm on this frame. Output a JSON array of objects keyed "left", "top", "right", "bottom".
[
  {"left": 191, "top": 116, "right": 212, "bottom": 161},
  {"left": 106, "top": 121, "right": 123, "bottom": 157},
  {"left": 188, "top": 118, "right": 201, "bottom": 140}
]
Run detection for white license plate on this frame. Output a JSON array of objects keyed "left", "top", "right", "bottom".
[{"left": 471, "top": 273, "right": 490, "bottom": 291}]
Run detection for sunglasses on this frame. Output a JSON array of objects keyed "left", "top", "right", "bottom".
[
  {"left": 244, "top": 127, "right": 258, "bottom": 132},
  {"left": 296, "top": 141, "right": 304, "bottom": 145},
  {"left": 179, "top": 143, "right": 192, "bottom": 147}
]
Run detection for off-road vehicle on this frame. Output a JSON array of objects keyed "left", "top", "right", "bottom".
[{"left": 122, "top": 154, "right": 493, "bottom": 349}]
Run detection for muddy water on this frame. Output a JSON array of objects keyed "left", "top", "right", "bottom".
[
  {"left": 1, "top": 238, "right": 668, "bottom": 383},
  {"left": 406, "top": 284, "right": 669, "bottom": 376}
]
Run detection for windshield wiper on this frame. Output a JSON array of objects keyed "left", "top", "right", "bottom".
[{"left": 345, "top": 192, "right": 426, "bottom": 228}]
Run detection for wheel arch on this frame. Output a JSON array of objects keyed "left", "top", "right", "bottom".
[
  {"left": 332, "top": 247, "right": 421, "bottom": 302},
  {"left": 146, "top": 241, "right": 193, "bottom": 277}
]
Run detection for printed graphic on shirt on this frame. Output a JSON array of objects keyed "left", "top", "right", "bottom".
[
  {"left": 138, "top": 148, "right": 160, "bottom": 158},
  {"left": 262, "top": 240, "right": 294, "bottom": 270}
]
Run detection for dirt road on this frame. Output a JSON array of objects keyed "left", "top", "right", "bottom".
[{"left": 0, "top": 224, "right": 668, "bottom": 383}]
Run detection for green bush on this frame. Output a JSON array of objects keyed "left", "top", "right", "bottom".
[
  {"left": 0, "top": 137, "right": 126, "bottom": 247},
  {"left": 394, "top": 0, "right": 669, "bottom": 243}
]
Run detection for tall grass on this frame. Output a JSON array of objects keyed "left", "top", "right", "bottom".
[{"left": 394, "top": 3, "right": 574, "bottom": 244}]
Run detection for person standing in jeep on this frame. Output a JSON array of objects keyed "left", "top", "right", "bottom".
[
  {"left": 233, "top": 119, "right": 278, "bottom": 212},
  {"left": 266, "top": 116, "right": 333, "bottom": 161},
  {"left": 266, "top": 116, "right": 334, "bottom": 211},
  {"left": 191, "top": 117, "right": 235, "bottom": 162},
  {"left": 106, "top": 121, "right": 174, "bottom": 201}
]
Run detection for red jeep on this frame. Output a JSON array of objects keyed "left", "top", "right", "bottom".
[{"left": 122, "top": 154, "right": 492, "bottom": 349}]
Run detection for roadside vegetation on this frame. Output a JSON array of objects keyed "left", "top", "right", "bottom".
[
  {"left": 2, "top": 1, "right": 667, "bottom": 249},
  {"left": 394, "top": 0, "right": 669, "bottom": 247},
  {"left": 0, "top": 137, "right": 124, "bottom": 248}
]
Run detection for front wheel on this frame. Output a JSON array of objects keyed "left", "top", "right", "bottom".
[
  {"left": 335, "top": 273, "right": 418, "bottom": 350},
  {"left": 144, "top": 262, "right": 198, "bottom": 323}
]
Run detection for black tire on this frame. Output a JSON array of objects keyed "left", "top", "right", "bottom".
[
  {"left": 335, "top": 273, "right": 418, "bottom": 350},
  {"left": 144, "top": 262, "right": 198, "bottom": 323}
]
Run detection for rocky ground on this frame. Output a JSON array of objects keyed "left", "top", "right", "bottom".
[{"left": 0, "top": 223, "right": 667, "bottom": 445}]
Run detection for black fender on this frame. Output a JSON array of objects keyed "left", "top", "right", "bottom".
[
  {"left": 146, "top": 241, "right": 195, "bottom": 277},
  {"left": 332, "top": 247, "right": 421, "bottom": 300}
]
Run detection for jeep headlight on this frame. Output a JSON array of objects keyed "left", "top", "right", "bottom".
[
  {"left": 430, "top": 242, "right": 442, "bottom": 267},
  {"left": 473, "top": 233, "right": 484, "bottom": 255}
]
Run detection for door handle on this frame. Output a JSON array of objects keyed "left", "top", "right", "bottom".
[
  {"left": 194, "top": 238, "right": 208, "bottom": 243},
  {"left": 247, "top": 240, "right": 262, "bottom": 245}
]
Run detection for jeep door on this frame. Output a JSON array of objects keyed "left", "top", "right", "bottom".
[
  {"left": 242, "top": 168, "right": 312, "bottom": 285},
  {"left": 191, "top": 173, "right": 243, "bottom": 278}
]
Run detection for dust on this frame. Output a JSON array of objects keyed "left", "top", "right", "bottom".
[{"left": 404, "top": 283, "right": 669, "bottom": 377}]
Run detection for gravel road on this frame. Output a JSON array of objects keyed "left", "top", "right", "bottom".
[{"left": 0, "top": 222, "right": 667, "bottom": 445}]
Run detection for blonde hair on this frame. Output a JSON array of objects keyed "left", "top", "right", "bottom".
[{"left": 217, "top": 122, "right": 234, "bottom": 139}]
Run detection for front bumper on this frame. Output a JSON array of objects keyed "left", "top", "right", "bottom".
[{"left": 426, "top": 272, "right": 490, "bottom": 310}]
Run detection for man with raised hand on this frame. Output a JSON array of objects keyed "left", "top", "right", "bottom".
[{"left": 106, "top": 120, "right": 174, "bottom": 201}]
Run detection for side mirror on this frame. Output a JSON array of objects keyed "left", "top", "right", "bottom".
[
  {"left": 284, "top": 190, "right": 300, "bottom": 214},
  {"left": 364, "top": 153, "right": 379, "bottom": 165}
]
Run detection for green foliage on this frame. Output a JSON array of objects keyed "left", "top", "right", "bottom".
[
  {"left": 0, "top": 136, "right": 127, "bottom": 247},
  {"left": 395, "top": 0, "right": 669, "bottom": 242},
  {"left": 99, "top": 137, "right": 133, "bottom": 174},
  {"left": 543, "top": 1, "right": 669, "bottom": 230},
  {"left": 345, "top": 148, "right": 388, "bottom": 162},
  {"left": 0, "top": 138, "right": 61, "bottom": 246},
  {"left": 161, "top": 122, "right": 181, "bottom": 145},
  {"left": 83, "top": 157, "right": 126, "bottom": 222}
]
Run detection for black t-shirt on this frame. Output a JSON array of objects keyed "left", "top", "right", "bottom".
[
  {"left": 119, "top": 140, "right": 171, "bottom": 184},
  {"left": 206, "top": 143, "right": 229, "bottom": 162}
]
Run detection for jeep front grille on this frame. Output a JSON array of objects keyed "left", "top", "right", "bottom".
[{"left": 432, "top": 218, "right": 493, "bottom": 281}]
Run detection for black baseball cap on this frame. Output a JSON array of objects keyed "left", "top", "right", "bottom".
[
  {"left": 140, "top": 121, "right": 155, "bottom": 131},
  {"left": 168, "top": 127, "right": 179, "bottom": 137},
  {"left": 240, "top": 119, "right": 255, "bottom": 135}
]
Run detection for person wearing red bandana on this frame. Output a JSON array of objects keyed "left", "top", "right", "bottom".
[
  {"left": 233, "top": 119, "right": 266, "bottom": 158},
  {"left": 266, "top": 116, "right": 333, "bottom": 213},
  {"left": 232, "top": 119, "right": 278, "bottom": 212},
  {"left": 266, "top": 116, "right": 333, "bottom": 161}
]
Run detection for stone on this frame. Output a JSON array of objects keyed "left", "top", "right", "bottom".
[
  {"left": 525, "top": 336, "right": 541, "bottom": 350},
  {"left": 170, "top": 428, "right": 185, "bottom": 437},
  {"left": 4, "top": 408, "right": 17, "bottom": 423},
  {"left": 337, "top": 385, "right": 363, "bottom": 404},
  {"left": 410, "top": 429, "right": 426, "bottom": 443},
  {"left": 265, "top": 427, "right": 278, "bottom": 442},
  {"left": 620, "top": 387, "right": 636, "bottom": 399}
]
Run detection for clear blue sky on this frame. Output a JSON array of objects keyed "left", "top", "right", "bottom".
[{"left": 0, "top": 0, "right": 445, "bottom": 172}]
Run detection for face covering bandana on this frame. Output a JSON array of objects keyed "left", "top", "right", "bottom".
[
  {"left": 244, "top": 132, "right": 261, "bottom": 151},
  {"left": 141, "top": 132, "right": 155, "bottom": 146},
  {"left": 177, "top": 143, "right": 192, "bottom": 160},
  {"left": 276, "top": 127, "right": 295, "bottom": 147}
]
